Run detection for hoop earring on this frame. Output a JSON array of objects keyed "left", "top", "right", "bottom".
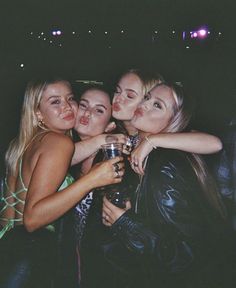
[{"left": 37, "top": 119, "right": 48, "bottom": 130}]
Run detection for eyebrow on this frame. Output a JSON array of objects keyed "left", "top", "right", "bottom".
[
  {"left": 47, "top": 92, "right": 73, "bottom": 100},
  {"left": 47, "top": 95, "right": 60, "bottom": 101},
  {"left": 116, "top": 84, "right": 138, "bottom": 96},
  {"left": 80, "top": 99, "right": 108, "bottom": 110}
]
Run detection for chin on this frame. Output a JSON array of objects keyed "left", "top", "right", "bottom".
[{"left": 112, "top": 110, "right": 122, "bottom": 119}]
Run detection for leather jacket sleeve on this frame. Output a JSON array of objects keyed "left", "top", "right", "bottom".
[{"left": 109, "top": 150, "right": 211, "bottom": 273}]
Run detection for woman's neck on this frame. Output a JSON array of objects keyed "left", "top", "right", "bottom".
[
  {"left": 123, "top": 120, "right": 138, "bottom": 136},
  {"left": 79, "top": 135, "right": 91, "bottom": 141}
]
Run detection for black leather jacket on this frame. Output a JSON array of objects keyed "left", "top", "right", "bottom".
[
  {"left": 214, "top": 120, "right": 236, "bottom": 230},
  {"left": 105, "top": 149, "right": 226, "bottom": 288}
]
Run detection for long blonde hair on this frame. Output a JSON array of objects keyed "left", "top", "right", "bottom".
[
  {"left": 160, "top": 82, "right": 226, "bottom": 219},
  {"left": 5, "top": 78, "right": 72, "bottom": 176}
]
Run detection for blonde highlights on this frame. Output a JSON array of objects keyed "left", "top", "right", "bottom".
[
  {"left": 159, "top": 82, "right": 226, "bottom": 218},
  {"left": 5, "top": 78, "right": 72, "bottom": 176}
]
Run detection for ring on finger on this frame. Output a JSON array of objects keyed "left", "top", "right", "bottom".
[
  {"left": 115, "top": 170, "right": 120, "bottom": 178},
  {"left": 113, "top": 163, "right": 120, "bottom": 173}
]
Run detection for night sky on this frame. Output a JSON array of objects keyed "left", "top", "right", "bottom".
[{"left": 0, "top": 0, "right": 236, "bottom": 174}]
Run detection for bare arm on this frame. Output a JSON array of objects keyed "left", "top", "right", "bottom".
[
  {"left": 23, "top": 133, "right": 124, "bottom": 232},
  {"left": 131, "top": 131, "right": 222, "bottom": 175},
  {"left": 71, "top": 133, "right": 127, "bottom": 165},
  {"left": 148, "top": 131, "right": 222, "bottom": 154}
]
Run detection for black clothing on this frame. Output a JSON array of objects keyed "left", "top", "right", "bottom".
[
  {"left": 80, "top": 155, "right": 139, "bottom": 288},
  {"left": 0, "top": 210, "right": 78, "bottom": 288},
  {"left": 214, "top": 119, "right": 236, "bottom": 230},
  {"left": 82, "top": 149, "right": 231, "bottom": 288}
]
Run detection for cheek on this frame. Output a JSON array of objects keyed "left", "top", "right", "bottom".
[
  {"left": 93, "top": 116, "right": 109, "bottom": 132},
  {"left": 148, "top": 114, "right": 172, "bottom": 133},
  {"left": 122, "top": 102, "right": 138, "bottom": 116},
  {"left": 43, "top": 107, "right": 60, "bottom": 120}
]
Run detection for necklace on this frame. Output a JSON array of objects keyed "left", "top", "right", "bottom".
[{"left": 129, "top": 134, "right": 140, "bottom": 149}]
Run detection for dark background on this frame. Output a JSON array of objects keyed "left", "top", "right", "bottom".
[{"left": 0, "top": 0, "right": 236, "bottom": 174}]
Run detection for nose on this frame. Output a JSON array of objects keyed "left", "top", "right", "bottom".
[
  {"left": 140, "top": 101, "right": 149, "bottom": 111},
  {"left": 114, "top": 93, "right": 124, "bottom": 104},
  {"left": 62, "top": 99, "right": 73, "bottom": 111},
  {"left": 84, "top": 108, "right": 91, "bottom": 118}
]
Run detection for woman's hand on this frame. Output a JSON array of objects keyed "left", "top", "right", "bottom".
[
  {"left": 102, "top": 196, "right": 131, "bottom": 226},
  {"left": 104, "top": 133, "right": 131, "bottom": 155},
  {"left": 85, "top": 156, "right": 125, "bottom": 189},
  {"left": 130, "top": 138, "right": 153, "bottom": 175}
]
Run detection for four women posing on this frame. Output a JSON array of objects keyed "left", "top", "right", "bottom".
[{"left": 0, "top": 70, "right": 231, "bottom": 288}]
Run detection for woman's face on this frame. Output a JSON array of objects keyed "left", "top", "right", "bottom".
[
  {"left": 74, "top": 89, "right": 112, "bottom": 139},
  {"left": 131, "top": 85, "right": 176, "bottom": 134},
  {"left": 37, "top": 81, "right": 78, "bottom": 133},
  {"left": 112, "top": 73, "right": 144, "bottom": 121}
]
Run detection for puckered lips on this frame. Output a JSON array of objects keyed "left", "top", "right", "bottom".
[
  {"left": 133, "top": 107, "right": 143, "bottom": 117},
  {"left": 79, "top": 116, "right": 89, "bottom": 125},
  {"left": 62, "top": 112, "right": 75, "bottom": 121},
  {"left": 112, "top": 102, "right": 121, "bottom": 112}
]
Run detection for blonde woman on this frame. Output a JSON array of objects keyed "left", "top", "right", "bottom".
[
  {"left": 102, "top": 82, "right": 229, "bottom": 288},
  {"left": 0, "top": 78, "right": 124, "bottom": 288}
]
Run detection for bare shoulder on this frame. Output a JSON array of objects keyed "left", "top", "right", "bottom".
[{"left": 40, "top": 132, "right": 74, "bottom": 153}]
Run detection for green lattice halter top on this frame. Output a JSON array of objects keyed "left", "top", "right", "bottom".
[{"left": 0, "top": 159, "right": 74, "bottom": 239}]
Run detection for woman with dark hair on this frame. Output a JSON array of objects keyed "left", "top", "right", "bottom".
[{"left": 102, "top": 82, "right": 229, "bottom": 288}]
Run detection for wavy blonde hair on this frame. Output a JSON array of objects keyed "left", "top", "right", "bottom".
[
  {"left": 5, "top": 78, "right": 72, "bottom": 176},
  {"left": 159, "top": 82, "right": 226, "bottom": 219}
]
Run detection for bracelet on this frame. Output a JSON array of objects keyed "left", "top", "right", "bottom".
[{"left": 145, "top": 136, "right": 157, "bottom": 150}]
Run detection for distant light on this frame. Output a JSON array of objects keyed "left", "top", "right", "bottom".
[
  {"left": 121, "top": 30, "right": 124, "bottom": 33},
  {"left": 198, "top": 29, "right": 207, "bottom": 37},
  {"left": 30, "top": 32, "right": 33, "bottom": 35},
  {"left": 49, "top": 40, "right": 53, "bottom": 44},
  {"left": 52, "top": 31, "right": 57, "bottom": 36},
  {"left": 43, "top": 38, "right": 46, "bottom": 41},
  {"left": 104, "top": 31, "right": 108, "bottom": 34},
  {"left": 186, "top": 46, "right": 190, "bottom": 49},
  {"left": 154, "top": 30, "right": 158, "bottom": 34},
  {"left": 41, "top": 32, "right": 44, "bottom": 35},
  {"left": 59, "top": 44, "right": 62, "bottom": 47},
  {"left": 72, "top": 31, "right": 76, "bottom": 34},
  {"left": 198, "top": 28, "right": 209, "bottom": 39},
  {"left": 193, "top": 32, "right": 198, "bottom": 38},
  {"left": 88, "top": 30, "right": 92, "bottom": 34},
  {"left": 219, "top": 32, "right": 222, "bottom": 35},
  {"left": 38, "top": 36, "right": 41, "bottom": 39},
  {"left": 172, "top": 30, "right": 175, "bottom": 34},
  {"left": 20, "top": 64, "right": 24, "bottom": 68},
  {"left": 56, "top": 30, "right": 62, "bottom": 35},
  {"left": 208, "top": 31, "right": 210, "bottom": 34}
]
